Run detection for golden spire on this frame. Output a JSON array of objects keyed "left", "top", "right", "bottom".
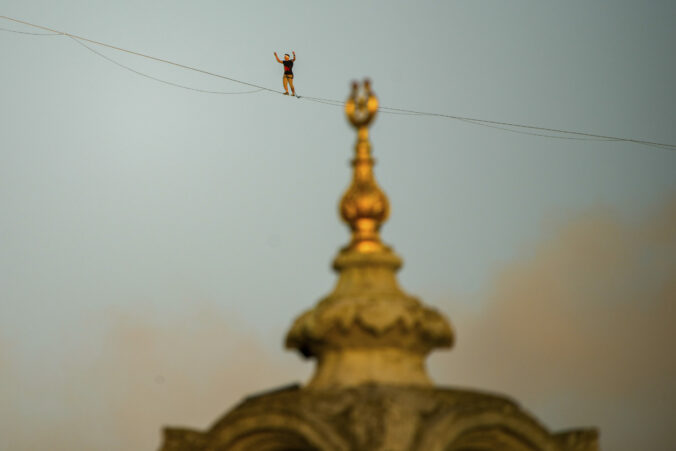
[{"left": 340, "top": 80, "right": 390, "bottom": 253}]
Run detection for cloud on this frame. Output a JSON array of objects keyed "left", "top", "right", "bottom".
[
  {"left": 0, "top": 305, "right": 309, "bottom": 450},
  {"left": 430, "top": 197, "right": 676, "bottom": 451}
]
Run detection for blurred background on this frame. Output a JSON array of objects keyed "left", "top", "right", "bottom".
[{"left": 0, "top": 1, "right": 674, "bottom": 450}]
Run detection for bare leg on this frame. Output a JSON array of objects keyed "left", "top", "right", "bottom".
[
  {"left": 288, "top": 77, "right": 296, "bottom": 96},
  {"left": 283, "top": 76, "right": 289, "bottom": 94}
]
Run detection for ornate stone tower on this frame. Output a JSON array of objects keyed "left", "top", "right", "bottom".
[
  {"left": 286, "top": 80, "right": 453, "bottom": 390},
  {"left": 159, "top": 81, "right": 599, "bottom": 451}
]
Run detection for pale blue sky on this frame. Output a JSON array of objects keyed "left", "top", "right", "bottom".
[{"left": 1, "top": 1, "right": 675, "bottom": 450}]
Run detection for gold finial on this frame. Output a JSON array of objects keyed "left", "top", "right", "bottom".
[{"left": 340, "top": 80, "right": 390, "bottom": 253}]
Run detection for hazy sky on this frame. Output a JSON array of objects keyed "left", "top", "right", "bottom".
[{"left": 1, "top": 1, "right": 675, "bottom": 450}]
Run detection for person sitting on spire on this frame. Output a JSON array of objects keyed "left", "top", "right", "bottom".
[{"left": 274, "top": 51, "right": 296, "bottom": 96}]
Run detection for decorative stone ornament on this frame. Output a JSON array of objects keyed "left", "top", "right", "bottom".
[{"left": 286, "top": 79, "right": 454, "bottom": 389}]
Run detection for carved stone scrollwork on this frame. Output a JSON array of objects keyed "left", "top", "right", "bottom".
[{"left": 160, "top": 385, "right": 598, "bottom": 451}]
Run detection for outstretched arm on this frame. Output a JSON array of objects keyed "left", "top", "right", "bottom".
[
  {"left": 274, "top": 52, "right": 282, "bottom": 63},
  {"left": 292, "top": 51, "right": 296, "bottom": 62}
]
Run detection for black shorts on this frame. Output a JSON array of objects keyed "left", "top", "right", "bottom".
[{"left": 284, "top": 73, "right": 294, "bottom": 79}]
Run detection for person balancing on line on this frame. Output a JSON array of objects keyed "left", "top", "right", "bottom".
[{"left": 274, "top": 51, "right": 296, "bottom": 96}]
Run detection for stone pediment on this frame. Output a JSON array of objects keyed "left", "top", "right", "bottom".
[{"left": 161, "top": 384, "right": 598, "bottom": 451}]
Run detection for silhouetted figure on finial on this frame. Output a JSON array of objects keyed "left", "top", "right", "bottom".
[{"left": 274, "top": 51, "right": 296, "bottom": 96}]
